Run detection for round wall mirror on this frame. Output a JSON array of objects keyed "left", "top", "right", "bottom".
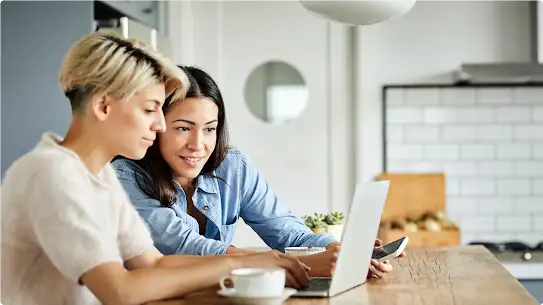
[{"left": 244, "top": 61, "right": 309, "bottom": 125}]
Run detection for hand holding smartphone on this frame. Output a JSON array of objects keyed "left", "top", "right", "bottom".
[{"left": 372, "top": 237, "right": 409, "bottom": 262}]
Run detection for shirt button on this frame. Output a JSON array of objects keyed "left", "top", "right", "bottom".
[{"left": 203, "top": 205, "right": 209, "bottom": 211}]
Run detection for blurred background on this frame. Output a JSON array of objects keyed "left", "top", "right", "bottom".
[{"left": 2, "top": 0, "right": 543, "bottom": 300}]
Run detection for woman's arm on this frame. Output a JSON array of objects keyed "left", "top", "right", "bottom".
[
  {"left": 81, "top": 255, "right": 239, "bottom": 305},
  {"left": 82, "top": 249, "right": 310, "bottom": 305},
  {"left": 235, "top": 151, "right": 338, "bottom": 251}
]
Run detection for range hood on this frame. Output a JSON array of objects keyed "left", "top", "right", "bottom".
[{"left": 455, "top": 1, "right": 543, "bottom": 84}]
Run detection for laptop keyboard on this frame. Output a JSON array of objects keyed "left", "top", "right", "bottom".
[{"left": 297, "top": 278, "right": 332, "bottom": 292}]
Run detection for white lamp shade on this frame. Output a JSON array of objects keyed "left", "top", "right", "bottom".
[{"left": 299, "top": 0, "right": 417, "bottom": 26}]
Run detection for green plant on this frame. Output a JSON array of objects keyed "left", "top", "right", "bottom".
[
  {"left": 325, "top": 211, "right": 345, "bottom": 225},
  {"left": 302, "top": 213, "right": 328, "bottom": 229}
]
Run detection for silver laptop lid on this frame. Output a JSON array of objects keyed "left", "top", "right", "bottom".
[{"left": 328, "top": 181, "right": 390, "bottom": 296}]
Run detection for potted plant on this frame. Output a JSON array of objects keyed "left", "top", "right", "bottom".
[
  {"left": 325, "top": 211, "right": 345, "bottom": 240},
  {"left": 302, "top": 213, "right": 328, "bottom": 233}
]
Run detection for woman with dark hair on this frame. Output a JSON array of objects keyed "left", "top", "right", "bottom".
[{"left": 112, "top": 65, "right": 398, "bottom": 278}]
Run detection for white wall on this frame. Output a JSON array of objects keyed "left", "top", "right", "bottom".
[
  {"left": 356, "top": 1, "right": 532, "bottom": 183},
  {"left": 167, "top": 1, "right": 354, "bottom": 248}
]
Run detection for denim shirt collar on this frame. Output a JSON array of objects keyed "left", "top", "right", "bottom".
[{"left": 195, "top": 174, "right": 219, "bottom": 194}]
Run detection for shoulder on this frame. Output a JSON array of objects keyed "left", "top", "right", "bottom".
[
  {"left": 111, "top": 158, "right": 151, "bottom": 182},
  {"left": 215, "top": 148, "right": 253, "bottom": 175},
  {"left": 5, "top": 146, "right": 85, "bottom": 187}
]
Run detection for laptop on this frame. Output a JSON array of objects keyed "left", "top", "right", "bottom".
[{"left": 293, "top": 180, "right": 390, "bottom": 297}]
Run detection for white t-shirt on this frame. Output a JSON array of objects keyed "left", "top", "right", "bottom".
[{"left": 1, "top": 133, "right": 155, "bottom": 305}]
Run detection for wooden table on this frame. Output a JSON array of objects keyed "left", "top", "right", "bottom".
[{"left": 149, "top": 246, "right": 538, "bottom": 305}]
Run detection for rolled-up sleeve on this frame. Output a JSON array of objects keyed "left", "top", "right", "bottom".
[
  {"left": 237, "top": 152, "right": 338, "bottom": 252},
  {"left": 114, "top": 162, "right": 230, "bottom": 256}
]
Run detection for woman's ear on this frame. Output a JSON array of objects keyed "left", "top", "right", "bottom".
[{"left": 90, "top": 93, "right": 112, "bottom": 121}]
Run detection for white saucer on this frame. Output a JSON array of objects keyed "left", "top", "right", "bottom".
[{"left": 217, "top": 288, "right": 297, "bottom": 305}]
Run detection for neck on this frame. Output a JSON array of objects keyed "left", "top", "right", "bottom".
[
  {"left": 60, "top": 117, "right": 113, "bottom": 176},
  {"left": 176, "top": 176, "right": 195, "bottom": 194}
]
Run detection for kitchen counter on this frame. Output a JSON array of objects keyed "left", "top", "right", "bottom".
[{"left": 148, "top": 246, "right": 538, "bottom": 305}]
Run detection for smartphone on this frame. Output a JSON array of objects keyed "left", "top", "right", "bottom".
[{"left": 372, "top": 237, "right": 409, "bottom": 262}]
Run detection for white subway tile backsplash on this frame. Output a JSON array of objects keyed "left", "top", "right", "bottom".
[
  {"left": 496, "top": 107, "right": 531, "bottom": 123},
  {"left": 443, "top": 161, "right": 478, "bottom": 176},
  {"left": 514, "top": 162, "right": 543, "bottom": 177},
  {"left": 404, "top": 125, "right": 439, "bottom": 143},
  {"left": 513, "top": 125, "right": 543, "bottom": 140},
  {"left": 533, "top": 215, "right": 543, "bottom": 232},
  {"left": 447, "top": 197, "right": 477, "bottom": 214},
  {"left": 446, "top": 177, "right": 460, "bottom": 196},
  {"left": 460, "top": 233, "right": 479, "bottom": 244},
  {"left": 441, "top": 88, "right": 475, "bottom": 105},
  {"left": 385, "top": 86, "right": 543, "bottom": 243},
  {"left": 477, "top": 197, "right": 514, "bottom": 214},
  {"left": 477, "top": 125, "right": 512, "bottom": 141},
  {"left": 513, "top": 88, "right": 543, "bottom": 104},
  {"left": 387, "top": 144, "right": 424, "bottom": 160},
  {"left": 443, "top": 125, "right": 478, "bottom": 142},
  {"left": 423, "top": 144, "right": 459, "bottom": 160},
  {"left": 478, "top": 162, "right": 514, "bottom": 177},
  {"left": 514, "top": 197, "right": 543, "bottom": 213},
  {"left": 533, "top": 144, "right": 543, "bottom": 159},
  {"left": 460, "top": 216, "right": 495, "bottom": 232},
  {"left": 404, "top": 88, "right": 439, "bottom": 105},
  {"left": 386, "top": 124, "right": 403, "bottom": 143},
  {"left": 497, "top": 179, "right": 531, "bottom": 195},
  {"left": 474, "top": 233, "right": 516, "bottom": 242},
  {"left": 496, "top": 143, "right": 531, "bottom": 160},
  {"left": 461, "top": 179, "right": 495, "bottom": 195},
  {"left": 476, "top": 88, "right": 513, "bottom": 105},
  {"left": 460, "top": 144, "right": 495, "bottom": 160},
  {"left": 514, "top": 233, "right": 543, "bottom": 247},
  {"left": 386, "top": 160, "right": 406, "bottom": 172},
  {"left": 533, "top": 179, "right": 543, "bottom": 195},
  {"left": 424, "top": 108, "right": 457, "bottom": 124},
  {"left": 387, "top": 108, "right": 424, "bottom": 124},
  {"left": 496, "top": 215, "right": 531, "bottom": 232},
  {"left": 456, "top": 108, "right": 495, "bottom": 123},
  {"left": 403, "top": 161, "right": 443, "bottom": 172},
  {"left": 424, "top": 108, "right": 493, "bottom": 124},
  {"left": 386, "top": 89, "right": 403, "bottom": 106},
  {"left": 532, "top": 107, "right": 543, "bottom": 122}
]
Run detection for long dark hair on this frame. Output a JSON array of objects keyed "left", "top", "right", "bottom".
[{"left": 131, "top": 66, "right": 229, "bottom": 207}]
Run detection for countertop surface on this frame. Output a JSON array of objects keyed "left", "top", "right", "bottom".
[{"left": 148, "top": 246, "right": 538, "bottom": 305}]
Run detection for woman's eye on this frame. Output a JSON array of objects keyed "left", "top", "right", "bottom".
[
  {"left": 205, "top": 128, "right": 217, "bottom": 133},
  {"left": 176, "top": 127, "right": 190, "bottom": 132},
  {"left": 145, "top": 109, "right": 156, "bottom": 113}
]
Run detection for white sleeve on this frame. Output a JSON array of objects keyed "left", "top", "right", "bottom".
[
  {"left": 117, "top": 188, "right": 155, "bottom": 261},
  {"left": 27, "top": 171, "right": 122, "bottom": 283}
]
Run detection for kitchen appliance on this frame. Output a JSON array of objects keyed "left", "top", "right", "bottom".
[
  {"left": 94, "top": 16, "right": 172, "bottom": 58},
  {"left": 454, "top": 1, "right": 543, "bottom": 84},
  {"left": 470, "top": 240, "right": 543, "bottom": 303}
]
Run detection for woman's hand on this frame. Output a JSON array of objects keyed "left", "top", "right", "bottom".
[
  {"left": 236, "top": 250, "right": 311, "bottom": 288},
  {"left": 367, "top": 239, "right": 407, "bottom": 279},
  {"left": 297, "top": 245, "right": 340, "bottom": 277}
]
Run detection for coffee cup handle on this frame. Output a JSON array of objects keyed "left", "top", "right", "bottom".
[{"left": 219, "top": 276, "right": 235, "bottom": 292}]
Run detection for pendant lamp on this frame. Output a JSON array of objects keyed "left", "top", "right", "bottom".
[{"left": 299, "top": 0, "right": 417, "bottom": 26}]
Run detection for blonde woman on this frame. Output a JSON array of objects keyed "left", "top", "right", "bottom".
[{"left": 1, "top": 31, "right": 309, "bottom": 305}]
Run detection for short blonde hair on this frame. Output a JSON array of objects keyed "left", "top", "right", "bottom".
[{"left": 59, "top": 30, "right": 188, "bottom": 112}]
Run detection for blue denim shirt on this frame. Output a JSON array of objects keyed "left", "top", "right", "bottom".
[{"left": 112, "top": 149, "right": 337, "bottom": 256}]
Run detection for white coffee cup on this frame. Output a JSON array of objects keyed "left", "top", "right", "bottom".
[
  {"left": 284, "top": 246, "right": 326, "bottom": 256},
  {"left": 219, "top": 268, "right": 285, "bottom": 297}
]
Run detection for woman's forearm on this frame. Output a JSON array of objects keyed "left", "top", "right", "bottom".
[
  {"left": 155, "top": 249, "right": 250, "bottom": 269},
  {"left": 123, "top": 256, "right": 241, "bottom": 304},
  {"left": 225, "top": 246, "right": 255, "bottom": 255}
]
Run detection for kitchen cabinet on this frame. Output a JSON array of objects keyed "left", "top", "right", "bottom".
[{"left": 95, "top": 1, "right": 165, "bottom": 32}]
